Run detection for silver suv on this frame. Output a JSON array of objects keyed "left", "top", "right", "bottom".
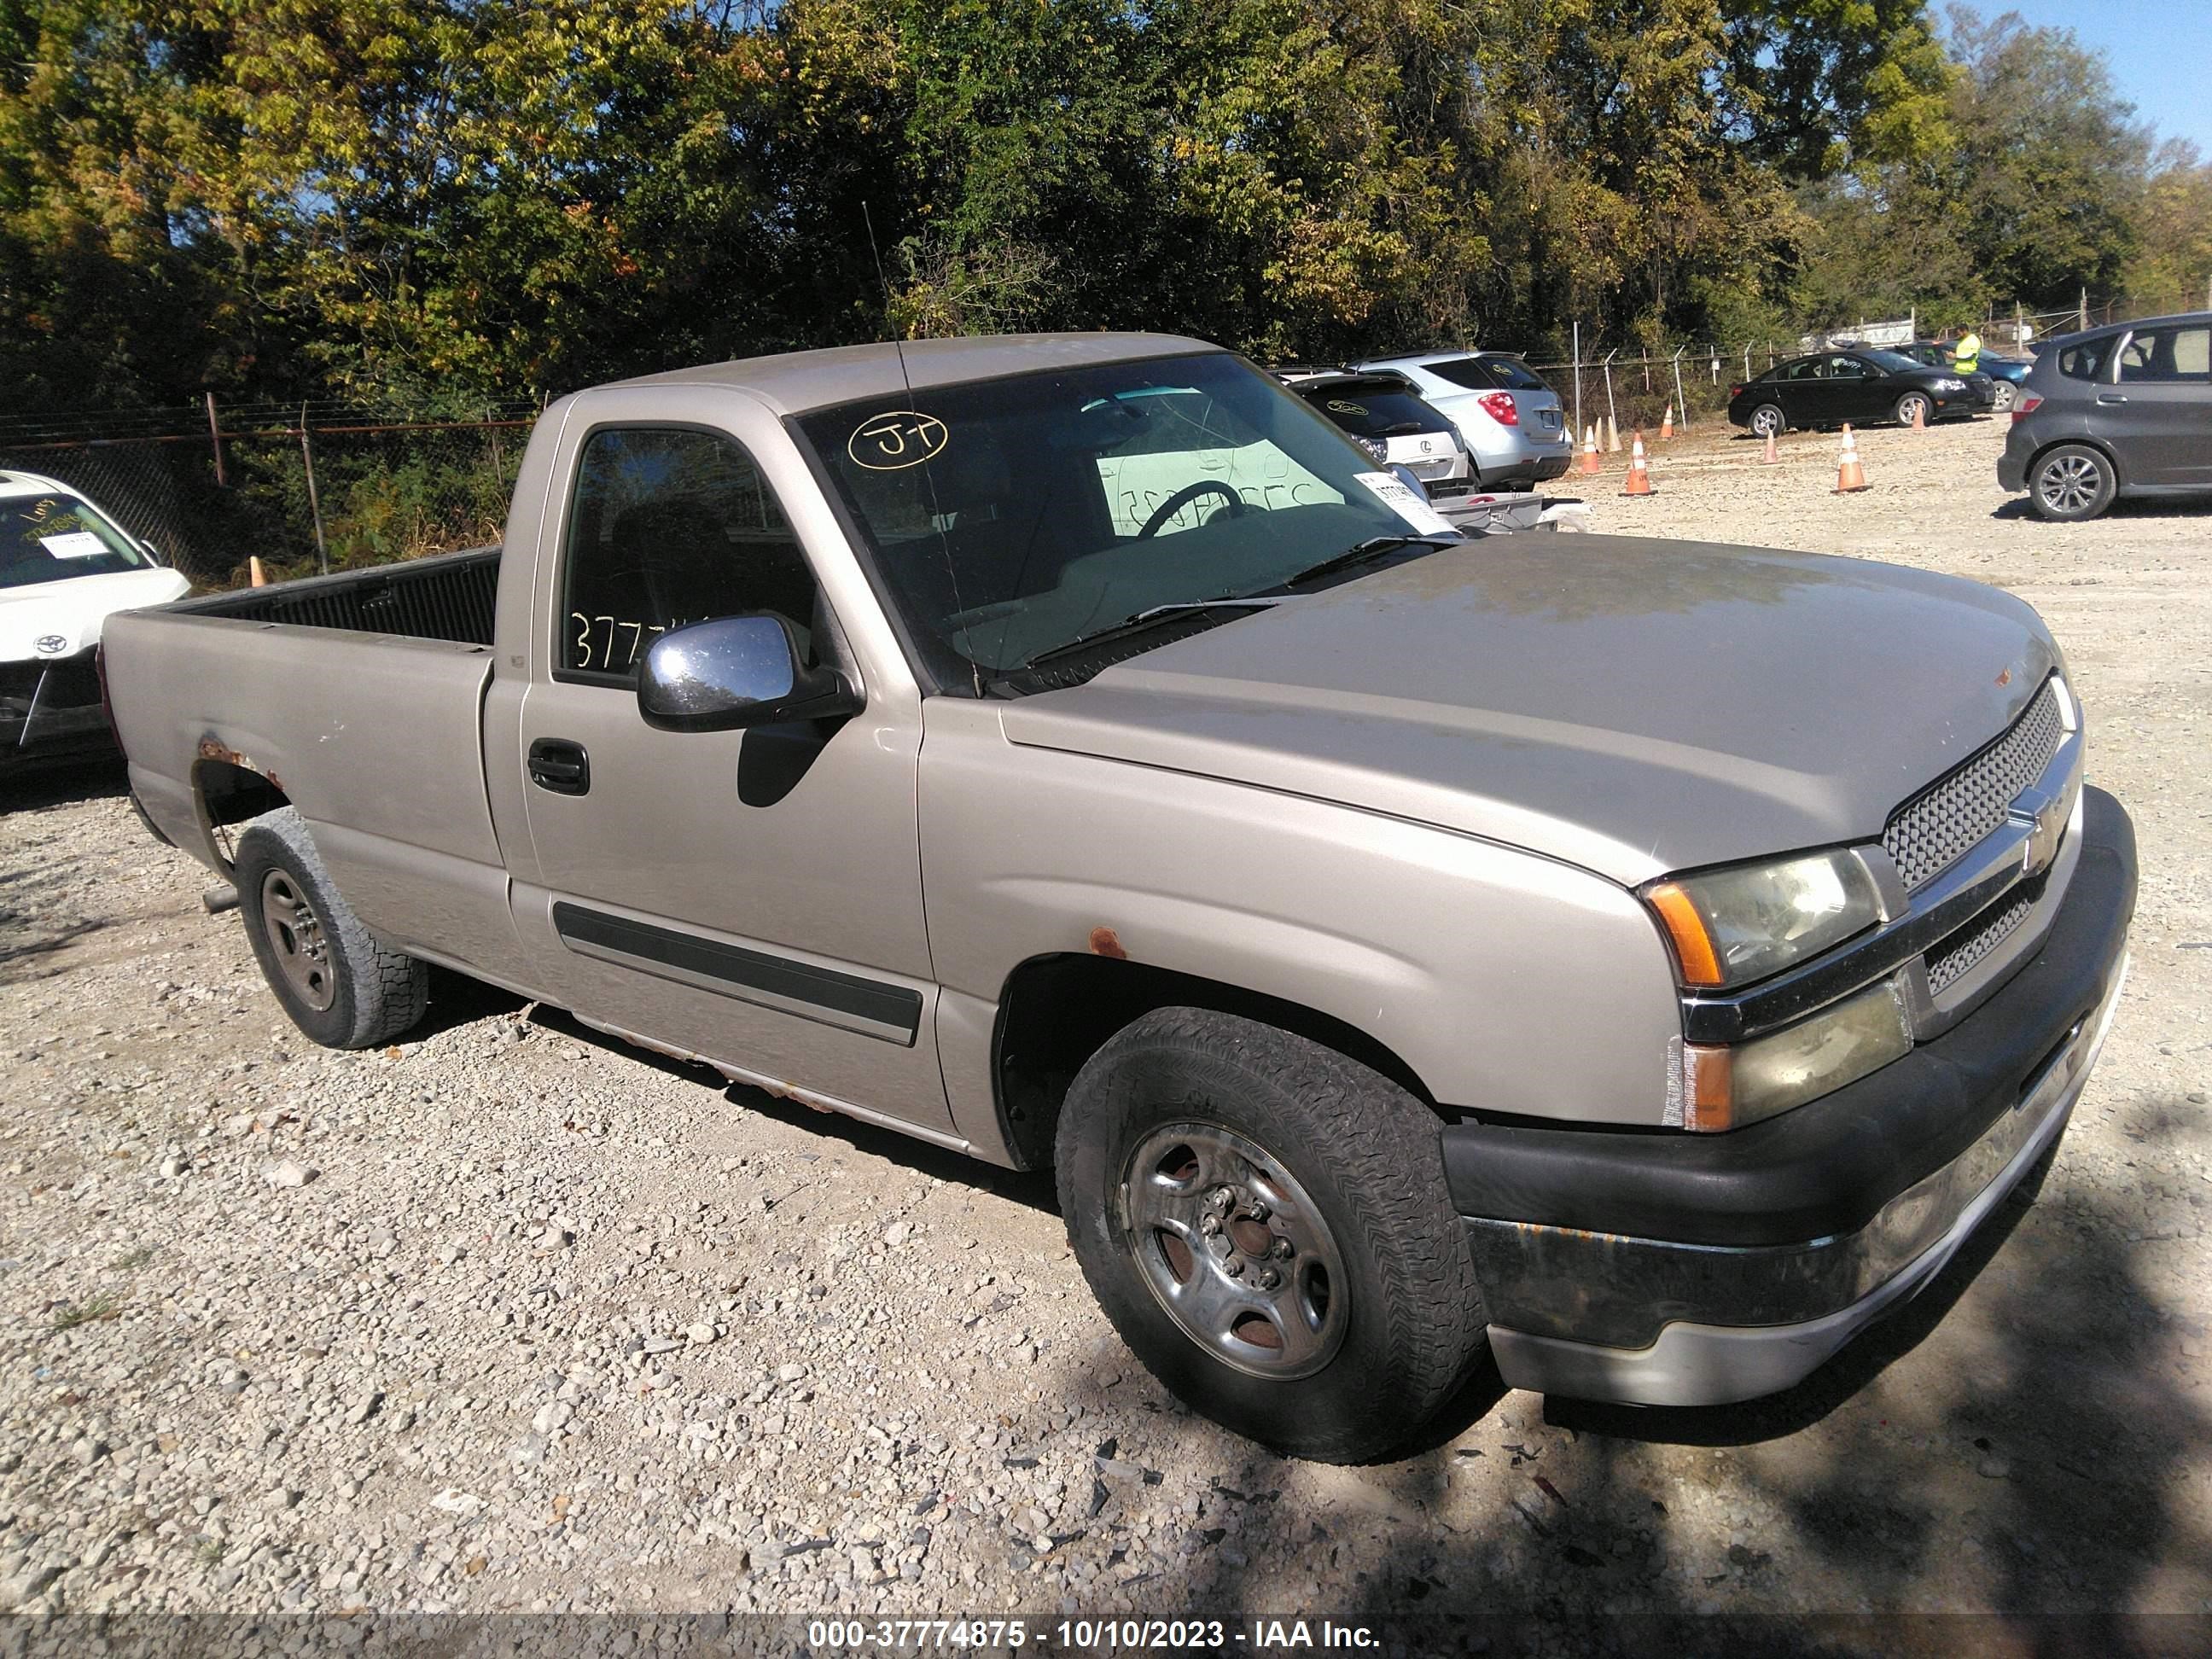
[{"left": 1353, "top": 350, "right": 1575, "bottom": 485}]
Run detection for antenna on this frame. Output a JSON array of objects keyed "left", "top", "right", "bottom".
[{"left": 863, "top": 202, "right": 976, "bottom": 694}]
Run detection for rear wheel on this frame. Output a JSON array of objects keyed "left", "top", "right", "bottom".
[
  {"left": 1748, "top": 403, "right": 1786, "bottom": 439},
  {"left": 1056, "top": 1007, "right": 1486, "bottom": 1463},
  {"left": 1992, "top": 381, "right": 2017, "bottom": 413},
  {"left": 2029, "top": 444, "right": 2117, "bottom": 522},
  {"left": 1894, "top": 391, "right": 1932, "bottom": 427},
  {"left": 234, "top": 807, "right": 428, "bottom": 1049}
]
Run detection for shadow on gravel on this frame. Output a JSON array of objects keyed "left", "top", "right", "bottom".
[
  {"left": 1056, "top": 1165, "right": 2209, "bottom": 1637},
  {"left": 1993, "top": 496, "right": 2212, "bottom": 524},
  {"left": 0, "top": 753, "right": 129, "bottom": 814}
]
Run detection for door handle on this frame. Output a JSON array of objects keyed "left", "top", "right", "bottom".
[
  {"left": 528, "top": 738, "right": 591, "bottom": 795},
  {"left": 2096, "top": 393, "right": 2128, "bottom": 405}
]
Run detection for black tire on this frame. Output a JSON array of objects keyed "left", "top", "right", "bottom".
[
  {"left": 1894, "top": 391, "right": 1931, "bottom": 428},
  {"left": 2029, "top": 443, "right": 2117, "bottom": 522},
  {"left": 1056, "top": 1007, "right": 1485, "bottom": 1463},
  {"left": 1748, "top": 403, "right": 1785, "bottom": 439},
  {"left": 233, "top": 807, "right": 428, "bottom": 1049}
]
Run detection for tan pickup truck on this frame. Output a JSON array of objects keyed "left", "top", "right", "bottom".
[{"left": 105, "top": 335, "right": 2136, "bottom": 1462}]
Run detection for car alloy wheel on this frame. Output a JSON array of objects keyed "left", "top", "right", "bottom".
[
  {"left": 1750, "top": 405, "right": 1784, "bottom": 438},
  {"left": 259, "top": 868, "right": 337, "bottom": 1012},
  {"left": 1992, "top": 381, "right": 2017, "bottom": 412},
  {"left": 2036, "top": 451, "right": 2108, "bottom": 517}
]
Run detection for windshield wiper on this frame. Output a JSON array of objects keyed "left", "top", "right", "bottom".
[
  {"left": 1278, "top": 533, "right": 1459, "bottom": 591},
  {"left": 1009, "top": 600, "right": 1263, "bottom": 672}
]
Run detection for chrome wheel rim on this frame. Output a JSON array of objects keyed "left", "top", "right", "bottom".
[
  {"left": 2038, "top": 454, "right": 2104, "bottom": 515},
  {"left": 1752, "top": 406, "right": 1782, "bottom": 437},
  {"left": 259, "top": 869, "right": 336, "bottom": 1012},
  {"left": 1900, "top": 395, "right": 1929, "bottom": 424},
  {"left": 1993, "top": 382, "right": 2016, "bottom": 411},
  {"left": 1118, "top": 1121, "right": 1348, "bottom": 1380}
]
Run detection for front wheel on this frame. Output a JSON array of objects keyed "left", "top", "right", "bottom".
[
  {"left": 1895, "top": 392, "right": 1931, "bottom": 427},
  {"left": 1057, "top": 1008, "right": 1486, "bottom": 1463},
  {"left": 2029, "top": 444, "right": 2117, "bottom": 522},
  {"left": 234, "top": 807, "right": 428, "bottom": 1048}
]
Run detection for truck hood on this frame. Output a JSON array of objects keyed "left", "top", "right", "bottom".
[
  {"left": 0, "top": 567, "right": 191, "bottom": 662},
  {"left": 998, "top": 535, "right": 2059, "bottom": 886}
]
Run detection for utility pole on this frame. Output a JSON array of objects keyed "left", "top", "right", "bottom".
[{"left": 298, "top": 403, "right": 329, "bottom": 576}]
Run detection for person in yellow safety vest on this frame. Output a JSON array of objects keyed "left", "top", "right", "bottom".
[{"left": 1952, "top": 326, "right": 1982, "bottom": 375}]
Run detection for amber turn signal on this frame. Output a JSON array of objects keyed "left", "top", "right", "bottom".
[{"left": 1645, "top": 881, "right": 1723, "bottom": 987}]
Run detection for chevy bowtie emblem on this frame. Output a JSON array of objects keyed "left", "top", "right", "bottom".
[{"left": 34, "top": 634, "right": 68, "bottom": 656}]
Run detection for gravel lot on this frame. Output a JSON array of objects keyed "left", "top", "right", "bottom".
[{"left": 2, "top": 414, "right": 2208, "bottom": 1628}]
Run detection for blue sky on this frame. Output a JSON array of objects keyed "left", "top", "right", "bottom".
[{"left": 1987, "top": 2, "right": 2212, "bottom": 158}]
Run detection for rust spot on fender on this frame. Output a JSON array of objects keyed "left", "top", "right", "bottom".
[
  {"left": 1995, "top": 666, "right": 2012, "bottom": 687},
  {"left": 1088, "top": 926, "right": 1127, "bottom": 960}
]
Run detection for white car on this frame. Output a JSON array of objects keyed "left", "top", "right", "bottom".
[
  {"left": 1352, "top": 351, "right": 1575, "bottom": 486},
  {"left": 3, "top": 470, "right": 190, "bottom": 768}
]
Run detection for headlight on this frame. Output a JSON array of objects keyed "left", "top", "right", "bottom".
[
  {"left": 1672, "top": 977, "right": 1912, "bottom": 1131},
  {"left": 1644, "top": 848, "right": 1883, "bottom": 988}
]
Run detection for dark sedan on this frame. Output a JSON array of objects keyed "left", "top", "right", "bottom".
[
  {"left": 1887, "top": 341, "right": 2001, "bottom": 410},
  {"left": 1999, "top": 311, "right": 2212, "bottom": 521},
  {"left": 1727, "top": 349, "right": 1976, "bottom": 438}
]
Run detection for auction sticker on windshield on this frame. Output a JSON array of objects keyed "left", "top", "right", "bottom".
[
  {"left": 38, "top": 532, "right": 109, "bottom": 558},
  {"left": 1353, "top": 472, "right": 1456, "bottom": 537},
  {"left": 848, "top": 411, "right": 949, "bottom": 471}
]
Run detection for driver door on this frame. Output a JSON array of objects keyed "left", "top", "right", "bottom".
[{"left": 505, "top": 402, "right": 952, "bottom": 1134}]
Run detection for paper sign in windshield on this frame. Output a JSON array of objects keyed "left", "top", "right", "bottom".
[
  {"left": 1353, "top": 472, "right": 1456, "bottom": 538},
  {"left": 39, "top": 532, "right": 108, "bottom": 558},
  {"left": 848, "top": 411, "right": 949, "bottom": 471}
]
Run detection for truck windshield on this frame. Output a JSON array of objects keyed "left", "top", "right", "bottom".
[
  {"left": 1, "top": 492, "right": 153, "bottom": 589},
  {"left": 792, "top": 352, "right": 1453, "bottom": 686}
]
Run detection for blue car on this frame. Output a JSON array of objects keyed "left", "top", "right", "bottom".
[{"left": 1898, "top": 340, "right": 2030, "bottom": 410}]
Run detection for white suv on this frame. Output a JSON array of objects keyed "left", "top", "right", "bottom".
[{"left": 1353, "top": 351, "right": 1575, "bottom": 486}]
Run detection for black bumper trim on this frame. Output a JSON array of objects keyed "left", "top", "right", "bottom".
[{"left": 1441, "top": 786, "right": 2135, "bottom": 1249}]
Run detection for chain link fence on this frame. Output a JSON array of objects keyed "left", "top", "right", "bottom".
[{"left": 0, "top": 402, "right": 536, "bottom": 589}]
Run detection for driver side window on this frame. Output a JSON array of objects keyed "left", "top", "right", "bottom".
[
  {"left": 558, "top": 427, "right": 820, "bottom": 684},
  {"left": 1828, "top": 356, "right": 1871, "bottom": 380}
]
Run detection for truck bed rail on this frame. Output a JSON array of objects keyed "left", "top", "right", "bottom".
[{"left": 171, "top": 546, "right": 501, "bottom": 645}]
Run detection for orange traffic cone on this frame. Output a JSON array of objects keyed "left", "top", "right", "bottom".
[
  {"left": 249, "top": 556, "right": 269, "bottom": 587},
  {"left": 1605, "top": 415, "right": 1621, "bottom": 453},
  {"left": 1660, "top": 404, "right": 1676, "bottom": 440},
  {"left": 1761, "top": 429, "right": 1779, "bottom": 465},
  {"left": 1911, "top": 397, "right": 1927, "bottom": 432},
  {"left": 1579, "top": 425, "right": 1601, "bottom": 475},
  {"left": 1622, "top": 430, "right": 1654, "bottom": 496},
  {"left": 1834, "top": 424, "right": 1868, "bottom": 493}
]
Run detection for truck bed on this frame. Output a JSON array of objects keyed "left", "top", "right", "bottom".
[{"left": 171, "top": 545, "right": 501, "bottom": 644}]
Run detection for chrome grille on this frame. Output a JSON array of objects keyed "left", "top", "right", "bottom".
[
  {"left": 1924, "top": 875, "right": 2044, "bottom": 997},
  {"left": 1883, "top": 680, "right": 2063, "bottom": 891}
]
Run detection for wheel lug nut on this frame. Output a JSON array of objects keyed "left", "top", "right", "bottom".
[
  {"left": 1198, "top": 1214, "right": 1221, "bottom": 1237},
  {"left": 1225, "top": 1259, "right": 1245, "bottom": 1278},
  {"left": 1255, "top": 1267, "right": 1280, "bottom": 1291},
  {"left": 1271, "top": 1237, "right": 1293, "bottom": 1260},
  {"left": 1208, "top": 1187, "right": 1235, "bottom": 1212},
  {"left": 1246, "top": 1202, "right": 1270, "bottom": 1222}
]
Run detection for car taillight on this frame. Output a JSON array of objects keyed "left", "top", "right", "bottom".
[
  {"left": 2011, "top": 393, "right": 2043, "bottom": 423},
  {"left": 1478, "top": 391, "right": 1519, "bottom": 427},
  {"left": 1729, "top": 384, "right": 1743, "bottom": 399}
]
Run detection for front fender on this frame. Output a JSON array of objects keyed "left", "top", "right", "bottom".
[{"left": 919, "top": 701, "right": 1682, "bottom": 1127}]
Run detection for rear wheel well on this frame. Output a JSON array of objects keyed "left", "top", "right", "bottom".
[
  {"left": 193, "top": 758, "right": 291, "bottom": 869},
  {"left": 992, "top": 953, "right": 1437, "bottom": 1170}
]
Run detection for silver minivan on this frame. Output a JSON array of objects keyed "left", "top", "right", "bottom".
[{"left": 1354, "top": 350, "right": 1575, "bottom": 485}]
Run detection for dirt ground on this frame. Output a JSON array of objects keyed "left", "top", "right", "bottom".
[{"left": 2, "top": 412, "right": 2208, "bottom": 1637}]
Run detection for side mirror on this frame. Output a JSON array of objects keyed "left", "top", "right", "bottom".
[{"left": 637, "top": 614, "right": 862, "bottom": 733}]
